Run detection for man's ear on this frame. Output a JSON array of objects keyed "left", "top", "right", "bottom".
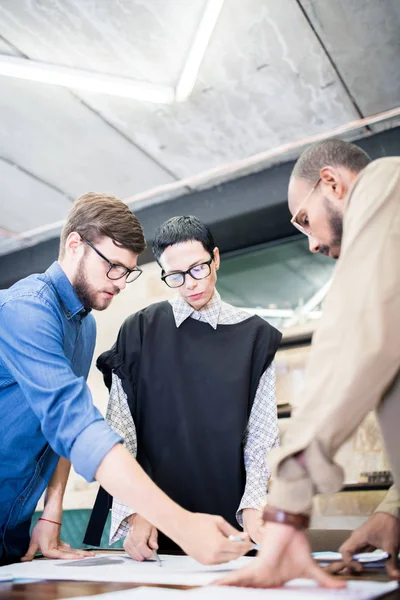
[
  {"left": 213, "top": 247, "right": 220, "bottom": 270},
  {"left": 319, "top": 166, "right": 346, "bottom": 201},
  {"left": 65, "top": 232, "right": 84, "bottom": 257}
]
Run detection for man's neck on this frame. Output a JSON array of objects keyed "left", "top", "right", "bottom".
[{"left": 58, "top": 258, "right": 75, "bottom": 287}]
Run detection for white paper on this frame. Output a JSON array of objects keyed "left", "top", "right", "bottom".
[
  {"left": 313, "top": 550, "right": 389, "bottom": 563},
  {"left": 1, "top": 554, "right": 398, "bottom": 599},
  {"left": 70, "top": 580, "right": 399, "bottom": 600},
  {"left": 0, "top": 553, "right": 255, "bottom": 586}
]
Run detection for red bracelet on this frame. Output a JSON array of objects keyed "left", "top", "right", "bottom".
[{"left": 38, "top": 517, "right": 62, "bottom": 526}]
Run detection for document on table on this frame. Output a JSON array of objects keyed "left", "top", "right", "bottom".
[
  {"left": 313, "top": 550, "right": 389, "bottom": 566},
  {"left": 0, "top": 554, "right": 255, "bottom": 586},
  {"left": 1, "top": 554, "right": 398, "bottom": 599},
  {"left": 70, "top": 580, "right": 399, "bottom": 600}
]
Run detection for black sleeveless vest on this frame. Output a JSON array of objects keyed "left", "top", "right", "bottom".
[{"left": 84, "top": 301, "right": 281, "bottom": 550}]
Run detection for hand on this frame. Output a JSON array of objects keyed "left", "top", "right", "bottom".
[
  {"left": 124, "top": 514, "right": 159, "bottom": 562},
  {"left": 328, "top": 512, "right": 400, "bottom": 579},
  {"left": 242, "top": 508, "right": 263, "bottom": 545},
  {"left": 216, "top": 522, "right": 345, "bottom": 588},
  {"left": 21, "top": 519, "right": 95, "bottom": 561},
  {"left": 174, "top": 513, "right": 253, "bottom": 565}
]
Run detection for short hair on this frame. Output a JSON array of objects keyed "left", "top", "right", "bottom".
[
  {"left": 291, "top": 139, "right": 371, "bottom": 183},
  {"left": 59, "top": 192, "right": 146, "bottom": 259},
  {"left": 152, "top": 216, "right": 215, "bottom": 263}
]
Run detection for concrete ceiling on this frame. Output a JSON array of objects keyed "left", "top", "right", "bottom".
[{"left": 0, "top": 0, "right": 399, "bottom": 259}]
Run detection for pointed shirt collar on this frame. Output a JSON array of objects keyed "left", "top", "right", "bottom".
[
  {"left": 46, "top": 261, "right": 86, "bottom": 320},
  {"left": 170, "top": 291, "right": 222, "bottom": 330}
]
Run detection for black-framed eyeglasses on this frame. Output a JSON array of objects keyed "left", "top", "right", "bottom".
[
  {"left": 82, "top": 238, "right": 142, "bottom": 283},
  {"left": 161, "top": 257, "right": 213, "bottom": 288}
]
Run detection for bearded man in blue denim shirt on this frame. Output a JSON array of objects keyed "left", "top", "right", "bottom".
[{"left": 0, "top": 192, "right": 251, "bottom": 566}]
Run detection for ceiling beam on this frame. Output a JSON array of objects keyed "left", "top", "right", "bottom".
[{"left": 1, "top": 126, "right": 399, "bottom": 290}]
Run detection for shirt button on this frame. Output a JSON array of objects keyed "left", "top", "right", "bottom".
[{"left": 66, "top": 310, "right": 71, "bottom": 317}]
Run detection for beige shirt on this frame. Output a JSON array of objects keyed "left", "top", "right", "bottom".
[{"left": 267, "top": 157, "right": 400, "bottom": 516}]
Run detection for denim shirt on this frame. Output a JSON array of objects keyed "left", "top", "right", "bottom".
[{"left": 0, "top": 262, "right": 121, "bottom": 559}]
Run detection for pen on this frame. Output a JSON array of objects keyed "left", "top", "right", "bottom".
[{"left": 153, "top": 550, "right": 162, "bottom": 567}]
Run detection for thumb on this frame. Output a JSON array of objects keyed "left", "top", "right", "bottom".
[
  {"left": 21, "top": 543, "right": 39, "bottom": 562},
  {"left": 149, "top": 527, "right": 159, "bottom": 550},
  {"left": 309, "top": 562, "right": 346, "bottom": 589}
]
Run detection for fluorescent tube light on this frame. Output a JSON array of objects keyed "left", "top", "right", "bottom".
[
  {"left": 0, "top": 55, "right": 175, "bottom": 104},
  {"left": 175, "top": 0, "right": 225, "bottom": 102}
]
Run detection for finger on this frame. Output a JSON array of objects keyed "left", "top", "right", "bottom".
[
  {"left": 21, "top": 544, "right": 39, "bottom": 562},
  {"left": 326, "top": 561, "right": 345, "bottom": 575},
  {"left": 137, "top": 541, "right": 155, "bottom": 560},
  {"left": 341, "top": 547, "right": 357, "bottom": 566},
  {"left": 66, "top": 548, "right": 96, "bottom": 557},
  {"left": 386, "top": 555, "right": 400, "bottom": 579},
  {"left": 215, "top": 538, "right": 253, "bottom": 562},
  {"left": 124, "top": 543, "right": 145, "bottom": 562},
  {"left": 326, "top": 561, "right": 342, "bottom": 575},
  {"left": 215, "top": 565, "right": 262, "bottom": 587},
  {"left": 308, "top": 562, "right": 347, "bottom": 589},
  {"left": 331, "top": 559, "right": 363, "bottom": 574},
  {"left": 216, "top": 518, "right": 249, "bottom": 541},
  {"left": 149, "top": 528, "right": 159, "bottom": 551},
  {"left": 41, "top": 549, "right": 90, "bottom": 560},
  {"left": 59, "top": 543, "right": 95, "bottom": 557}
]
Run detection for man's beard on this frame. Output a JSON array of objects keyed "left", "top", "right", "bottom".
[
  {"left": 73, "top": 256, "right": 118, "bottom": 311},
  {"left": 320, "top": 197, "right": 343, "bottom": 259}
]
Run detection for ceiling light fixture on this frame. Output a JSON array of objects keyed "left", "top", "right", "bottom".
[
  {"left": 175, "top": 0, "right": 225, "bottom": 102},
  {"left": 0, "top": 1, "right": 224, "bottom": 104},
  {"left": 0, "top": 55, "right": 175, "bottom": 104}
]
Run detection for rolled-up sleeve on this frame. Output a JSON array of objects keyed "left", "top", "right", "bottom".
[
  {"left": 374, "top": 485, "right": 400, "bottom": 520},
  {"left": 268, "top": 158, "right": 400, "bottom": 514},
  {"left": 0, "top": 296, "right": 122, "bottom": 481}
]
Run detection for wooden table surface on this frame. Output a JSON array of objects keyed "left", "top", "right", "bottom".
[
  {"left": 0, "top": 580, "right": 193, "bottom": 599},
  {"left": 1, "top": 571, "right": 399, "bottom": 599},
  {"left": 1, "top": 543, "right": 399, "bottom": 600}
]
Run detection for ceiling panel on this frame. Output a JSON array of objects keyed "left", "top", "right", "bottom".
[
  {"left": 0, "top": 157, "right": 72, "bottom": 232},
  {"left": 0, "top": 0, "right": 206, "bottom": 85},
  {"left": 0, "top": 233, "right": 21, "bottom": 257},
  {"left": 301, "top": 0, "right": 400, "bottom": 116},
  {"left": 0, "top": 76, "right": 175, "bottom": 199},
  {"left": 0, "top": 0, "right": 398, "bottom": 262},
  {"left": 74, "top": 0, "right": 359, "bottom": 178}
]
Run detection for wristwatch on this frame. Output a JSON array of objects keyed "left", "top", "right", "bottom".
[{"left": 262, "top": 505, "right": 310, "bottom": 530}]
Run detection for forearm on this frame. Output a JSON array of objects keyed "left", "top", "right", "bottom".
[
  {"left": 42, "top": 457, "right": 71, "bottom": 520},
  {"left": 96, "top": 444, "right": 187, "bottom": 543}
]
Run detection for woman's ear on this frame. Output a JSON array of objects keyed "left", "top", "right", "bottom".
[{"left": 213, "top": 247, "right": 220, "bottom": 270}]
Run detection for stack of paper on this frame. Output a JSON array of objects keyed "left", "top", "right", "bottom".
[{"left": 72, "top": 580, "right": 399, "bottom": 600}]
